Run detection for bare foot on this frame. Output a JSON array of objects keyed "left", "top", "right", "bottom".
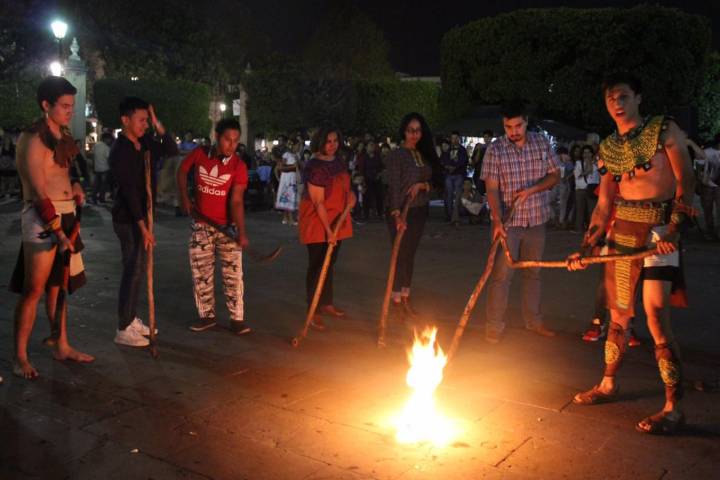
[
  {"left": 42, "top": 336, "right": 58, "bottom": 347},
  {"left": 13, "top": 358, "right": 39, "bottom": 379},
  {"left": 53, "top": 345, "right": 95, "bottom": 363}
]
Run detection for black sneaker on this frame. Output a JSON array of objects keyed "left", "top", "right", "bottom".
[
  {"left": 189, "top": 317, "right": 216, "bottom": 332},
  {"left": 230, "top": 321, "right": 252, "bottom": 335}
]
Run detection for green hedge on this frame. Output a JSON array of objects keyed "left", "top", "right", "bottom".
[
  {"left": 244, "top": 67, "right": 441, "bottom": 137},
  {"left": 355, "top": 80, "right": 441, "bottom": 136},
  {"left": 441, "top": 6, "right": 712, "bottom": 133},
  {"left": 93, "top": 78, "right": 211, "bottom": 135},
  {"left": 698, "top": 52, "right": 720, "bottom": 140},
  {"left": 0, "top": 75, "right": 42, "bottom": 129}
]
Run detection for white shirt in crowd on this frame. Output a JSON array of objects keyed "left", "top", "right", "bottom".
[
  {"left": 699, "top": 147, "right": 720, "bottom": 187},
  {"left": 93, "top": 141, "right": 111, "bottom": 173},
  {"left": 282, "top": 151, "right": 297, "bottom": 167},
  {"left": 573, "top": 160, "right": 600, "bottom": 190}
]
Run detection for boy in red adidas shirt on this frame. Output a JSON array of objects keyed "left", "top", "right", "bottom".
[{"left": 177, "top": 119, "right": 251, "bottom": 334}]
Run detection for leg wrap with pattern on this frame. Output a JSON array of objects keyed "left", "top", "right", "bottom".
[
  {"left": 603, "top": 321, "right": 627, "bottom": 377},
  {"left": 655, "top": 343, "right": 683, "bottom": 403}
]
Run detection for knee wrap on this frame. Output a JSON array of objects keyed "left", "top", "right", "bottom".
[
  {"left": 603, "top": 322, "right": 627, "bottom": 377},
  {"left": 655, "top": 343, "right": 683, "bottom": 402}
]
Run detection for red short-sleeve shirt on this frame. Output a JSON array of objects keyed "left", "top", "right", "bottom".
[{"left": 179, "top": 147, "right": 248, "bottom": 225}]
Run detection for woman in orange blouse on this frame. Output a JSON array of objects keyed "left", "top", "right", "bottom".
[{"left": 298, "top": 127, "right": 356, "bottom": 330}]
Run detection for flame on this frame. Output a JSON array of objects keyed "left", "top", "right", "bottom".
[{"left": 394, "top": 327, "right": 456, "bottom": 447}]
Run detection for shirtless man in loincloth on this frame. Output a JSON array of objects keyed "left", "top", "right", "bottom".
[
  {"left": 568, "top": 72, "right": 695, "bottom": 434},
  {"left": 11, "top": 76, "right": 95, "bottom": 379}
]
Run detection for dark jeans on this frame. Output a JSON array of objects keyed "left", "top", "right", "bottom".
[
  {"left": 93, "top": 171, "right": 110, "bottom": 202},
  {"left": 386, "top": 205, "right": 428, "bottom": 293},
  {"left": 574, "top": 189, "right": 597, "bottom": 232},
  {"left": 363, "top": 178, "right": 384, "bottom": 219},
  {"left": 306, "top": 241, "right": 342, "bottom": 308},
  {"left": 486, "top": 223, "right": 546, "bottom": 333},
  {"left": 113, "top": 221, "right": 147, "bottom": 330},
  {"left": 444, "top": 174, "right": 464, "bottom": 221},
  {"left": 700, "top": 184, "right": 720, "bottom": 234}
]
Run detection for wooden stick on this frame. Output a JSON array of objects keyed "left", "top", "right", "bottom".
[
  {"left": 191, "top": 207, "right": 282, "bottom": 263},
  {"left": 377, "top": 199, "right": 411, "bottom": 348},
  {"left": 499, "top": 237, "right": 661, "bottom": 268},
  {"left": 144, "top": 153, "right": 158, "bottom": 359},
  {"left": 291, "top": 202, "right": 352, "bottom": 347},
  {"left": 447, "top": 201, "right": 518, "bottom": 362},
  {"left": 447, "top": 199, "right": 672, "bottom": 362}
]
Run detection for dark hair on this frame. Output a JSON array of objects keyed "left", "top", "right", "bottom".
[
  {"left": 570, "top": 144, "right": 582, "bottom": 160},
  {"left": 398, "top": 112, "right": 442, "bottom": 190},
  {"left": 451, "top": 130, "right": 461, "bottom": 137},
  {"left": 556, "top": 146, "right": 569, "bottom": 155},
  {"left": 440, "top": 138, "right": 450, "bottom": 145},
  {"left": 601, "top": 72, "right": 642, "bottom": 95},
  {"left": 580, "top": 145, "right": 595, "bottom": 159},
  {"left": 500, "top": 99, "right": 528, "bottom": 119},
  {"left": 277, "top": 134, "right": 288, "bottom": 142},
  {"left": 119, "top": 96, "right": 149, "bottom": 118},
  {"left": 311, "top": 126, "right": 344, "bottom": 155},
  {"left": 37, "top": 76, "right": 77, "bottom": 110},
  {"left": 482, "top": 129, "right": 494, "bottom": 136},
  {"left": 215, "top": 118, "right": 241, "bottom": 137}
]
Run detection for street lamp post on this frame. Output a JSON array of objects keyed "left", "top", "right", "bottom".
[{"left": 50, "top": 19, "right": 68, "bottom": 68}]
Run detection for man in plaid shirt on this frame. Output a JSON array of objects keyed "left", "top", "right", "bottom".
[{"left": 480, "top": 101, "right": 561, "bottom": 343}]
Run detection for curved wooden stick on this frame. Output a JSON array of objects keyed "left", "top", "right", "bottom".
[
  {"left": 144, "top": 153, "right": 158, "bottom": 359},
  {"left": 291, "top": 202, "right": 352, "bottom": 347},
  {"left": 499, "top": 237, "right": 661, "bottom": 268},
  {"left": 447, "top": 202, "right": 518, "bottom": 362},
  {"left": 377, "top": 198, "right": 411, "bottom": 348},
  {"left": 447, "top": 200, "right": 672, "bottom": 362}
]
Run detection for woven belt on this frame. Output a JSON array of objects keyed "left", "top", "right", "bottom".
[{"left": 614, "top": 199, "right": 669, "bottom": 224}]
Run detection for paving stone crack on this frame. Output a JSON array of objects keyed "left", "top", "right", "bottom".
[{"left": 493, "top": 436, "right": 532, "bottom": 468}]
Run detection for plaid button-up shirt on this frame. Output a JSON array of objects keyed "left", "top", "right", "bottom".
[{"left": 480, "top": 132, "right": 560, "bottom": 227}]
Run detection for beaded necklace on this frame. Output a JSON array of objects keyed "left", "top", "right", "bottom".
[{"left": 598, "top": 115, "right": 667, "bottom": 182}]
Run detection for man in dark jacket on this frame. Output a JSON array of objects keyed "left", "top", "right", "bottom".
[{"left": 109, "top": 97, "right": 178, "bottom": 347}]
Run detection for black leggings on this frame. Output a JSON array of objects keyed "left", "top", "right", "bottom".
[
  {"left": 306, "top": 241, "right": 342, "bottom": 308},
  {"left": 386, "top": 206, "right": 428, "bottom": 292}
]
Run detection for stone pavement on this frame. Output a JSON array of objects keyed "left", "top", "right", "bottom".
[{"left": 1, "top": 200, "right": 719, "bottom": 479}]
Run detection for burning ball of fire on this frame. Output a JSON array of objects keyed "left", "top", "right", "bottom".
[{"left": 394, "top": 327, "right": 456, "bottom": 447}]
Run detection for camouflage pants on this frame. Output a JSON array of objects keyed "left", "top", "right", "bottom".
[{"left": 188, "top": 222, "right": 244, "bottom": 322}]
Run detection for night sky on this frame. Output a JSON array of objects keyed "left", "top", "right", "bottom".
[{"left": 248, "top": 0, "right": 719, "bottom": 75}]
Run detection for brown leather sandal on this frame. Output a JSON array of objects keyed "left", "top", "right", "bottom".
[
  {"left": 635, "top": 410, "right": 685, "bottom": 435},
  {"left": 572, "top": 385, "right": 619, "bottom": 405}
]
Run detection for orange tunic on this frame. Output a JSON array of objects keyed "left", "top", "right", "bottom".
[{"left": 298, "top": 157, "right": 353, "bottom": 245}]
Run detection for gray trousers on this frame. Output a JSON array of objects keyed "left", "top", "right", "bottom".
[{"left": 486, "top": 224, "right": 546, "bottom": 333}]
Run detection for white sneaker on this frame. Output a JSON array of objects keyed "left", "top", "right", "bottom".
[
  {"left": 131, "top": 317, "right": 157, "bottom": 336},
  {"left": 114, "top": 326, "right": 150, "bottom": 347}
]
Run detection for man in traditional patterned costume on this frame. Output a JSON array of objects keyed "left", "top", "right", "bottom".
[
  {"left": 10, "top": 77, "right": 95, "bottom": 379},
  {"left": 568, "top": 73, "right": 695, "bottom": 434}
]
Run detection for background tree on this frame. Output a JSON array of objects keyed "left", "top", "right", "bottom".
[
  {"left": 94, "top": 78, "right": 211, "bottom": 135},
  {"left": 303, "top": 2, "right": 395, "bottom": 81},
  {"left": 441, "top": 6, "right": 713, "bottom": 133},
  {"left": 698, "top": 52, "right": 720, "bottom": 140}
]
